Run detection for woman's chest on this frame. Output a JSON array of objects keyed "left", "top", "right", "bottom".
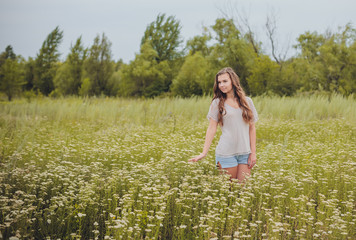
[
  {"left": 224, "top": 99, "right": 239, "bottom": 109},
  {"left": 224, "top": 104, "right": 243, "bottom": 119}
]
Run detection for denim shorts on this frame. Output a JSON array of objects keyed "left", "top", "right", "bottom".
[{"left": 216, "top": 154, "right": 250, "bottom": 169}]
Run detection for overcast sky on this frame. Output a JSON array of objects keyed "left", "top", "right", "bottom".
[{"left": 1, "top": 0, "right": 355, "bottom": 63}]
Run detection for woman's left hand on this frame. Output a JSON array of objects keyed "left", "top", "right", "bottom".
[
  {"left": 188, "top": 153, "right": 206, "bottom": 162},
  {"left": 248, "top": 153, "right": 257, "bottom": 169}
]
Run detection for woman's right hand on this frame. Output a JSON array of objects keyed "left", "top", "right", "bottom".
[{"left": 188, "top": 153, "right": 206, "bottom": 162}]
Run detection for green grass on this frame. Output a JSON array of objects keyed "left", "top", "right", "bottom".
[{"left": 0, "top": 95, "right": 355, "bottom": 239}]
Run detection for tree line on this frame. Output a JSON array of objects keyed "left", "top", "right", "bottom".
[{"left": 0, "top": 14, "right": 355, "bottom": 101}]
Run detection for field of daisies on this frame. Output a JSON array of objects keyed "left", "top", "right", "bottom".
[{"left": 0, "top": 95, "right": 355, "bottom": 239}]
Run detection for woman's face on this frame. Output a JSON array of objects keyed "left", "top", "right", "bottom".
[{"left": 217, "top": 73, "right": 233, "bottom": 94}]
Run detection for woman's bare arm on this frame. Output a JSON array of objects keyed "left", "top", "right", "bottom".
[{"left": 248, "top": 122, "right": 257, "bottom": 168}]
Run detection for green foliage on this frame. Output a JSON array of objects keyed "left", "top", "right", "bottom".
[
  {"left": 23, "top": 57, "right": 35, "bottom": 91},
  {"left": 105, "top": 70, "right": 121, "bottom": 97},
  {"left": 53, "top": 62, "right": 69, "bottom": 96},
  {"left": 247, "top": 55, "right": 279, "bottom": 96},
  {"left": 141, "top": 13, "right": 183, "bottom": 62},
  {"left": 34, "top": 26, "right": 63, "bottom": 95},
  {"left": 293, "top": 24, "right": 356, "bottom": 95},
  {"left": 186, "top": 31, "right": 211, "bottom": 57},
  {"left": 318, "top": 25, "right": 356, "bottom": 94},
  {"left": 118, "top": 42, "right": 171, "bottom": 98},
  {"left": 135, "top": 13, "right": 184, "bottom": 96},
  {"left": 0, "top": 45, "right": 16, "bottom": 66},
  {"left": 276, "top": 62, "right": 303, "bottom": 96},
  {"left": 79, "top": 77, "right": 91, "bottom": 97},
  {"left": 0, "top": 45, "right": 25, "bottom": 101},
  {"left": 0, "top": 58, "right": 25, "bottom": 101},
  {"left": 247, "top": 55, "right": 301, "bottom": 96},
  {"left": 83, "top": 33, "right": 114, "bottom": 96},
  {"left": 23, "top": 89, "right": 37, "bottom": 103},
  {"left": 171, "top": 52, "right": 211, "bottom": 97},
  {"left": 115, "top": 65, "right": 134, "bottom": 97},
  {"left": 288, "top": 57, "right": 323, "bottom": 92},
  {"left": 105, "top": 60, "right": 125, "bottom": 97},
  {"left": 212, "top": 18, "right": 241, "bottom": 44},
  {"left": 54, "top": 37, "right": 87, "bottom": 96},
  {"left": 295, "top": 31, "right": 325, "bottom": 62}
]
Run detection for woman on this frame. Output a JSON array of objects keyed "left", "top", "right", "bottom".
[{"left": 189, "top": 67, "right": 258, "bottom": 182}]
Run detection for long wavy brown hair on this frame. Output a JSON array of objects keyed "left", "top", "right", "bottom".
[{"left": 213, "top": 67, "right": 253, "bottom": 125}]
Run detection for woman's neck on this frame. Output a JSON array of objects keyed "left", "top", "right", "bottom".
[{"left": 226, "top": 91, "right": 234, "bottom": 99}]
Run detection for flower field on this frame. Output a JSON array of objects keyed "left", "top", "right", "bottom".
[{"left": 0, "top": 95, "right": 355, "bottom": 239}]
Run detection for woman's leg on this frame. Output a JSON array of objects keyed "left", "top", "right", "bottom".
[
  {"left": 216, "top": 156, "right": 238, "bottom": 179},
  {"left": 217, "top": 162, "right": 238, "bottom": 179},
  {"left": 236, "top": 164, "right": 251, "bottom": 182}
]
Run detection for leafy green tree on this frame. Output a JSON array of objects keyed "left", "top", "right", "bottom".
[
  {"left": 23, "top": 57, "right": 36, "bottom": 91},
  {"left": 295, "top": 31, "right": 325, "bottom": 62},
  {"left": 79, "top": 77, "right": 91, "bottom": 97},
  {"left": 0, "top": 45, "right": 16, "bottom": 66},
  {"left": 275, "top": 60, "right": 303, "bottom": 96},
  {"left": 34, "top": 26, "right": 63, "bottom": 95},
  {"left": 116, "top": 64, "right": 135, "bottom": 97},
  {"left": 105, "top": 60, "right": 124, "bottom": 97},
  {"left": 318, "top": 24, "right": 356, "bottom": 94},
  {"left": 345, "top": 40, "right": 356, "bottom": 94},
  {"left": 186, "top": 31, "right": 211, "bottom": 57},
  {"left": 106, "top": 71, "right": 122, "bottom": 97},
  {"left": 54, "top": 36, "right": 87, "bottom": 95},
  {"left": 118, "top": 42, "right": 170, "bottom": 98},
  {"left": 141, "top": 13, "right": 182, "bottom": 63},
  {"left": 83, "top": 33, "right": 114, "bottom": 96},
  {"left": 171, "top": 52, "right": 211, "bottom": 97},
  {"left": 0, "top": 58, "right": 25, "bottom": 101},
  {"left": 247, "top": 55, "right": 279, "bottom": 96},
  {"left": 140, "top": 13, "right": 184, "bottom": 92},
  {"left": 212, "top": 18, "right": 241, "bottom": 45},
  {"left": 291, "top": 31, "right": 325, "bottom": 92},
  {"left": 0, "top": 46, "right": 25, "bottom": 101},
  {"left": 294, "top": 24, "right": 356, "bottom": 94}
]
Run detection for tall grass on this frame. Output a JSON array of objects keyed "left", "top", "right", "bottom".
[
  {"left": 0, "top": 95, "right": 355, "bottom": 239},
  {"left": 1, "top": 94, "right": 355, "bottom": 124},
  {"left": 254, "top": 94, "right": 356, "bottom": 122},
  {"left": 0, "top": 97, "right": 208, "bottom": 126}
]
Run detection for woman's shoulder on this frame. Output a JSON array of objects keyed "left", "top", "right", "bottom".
[
  {"left": 245, "top": 96, "right": 254, "bottom": 104},
  {"left": 211, "top": 98, "right": 220, "bottom": 105}
]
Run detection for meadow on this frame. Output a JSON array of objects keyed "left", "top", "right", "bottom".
[{"left": 0, "top": 94, "right": 355, "bottom": 239}]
